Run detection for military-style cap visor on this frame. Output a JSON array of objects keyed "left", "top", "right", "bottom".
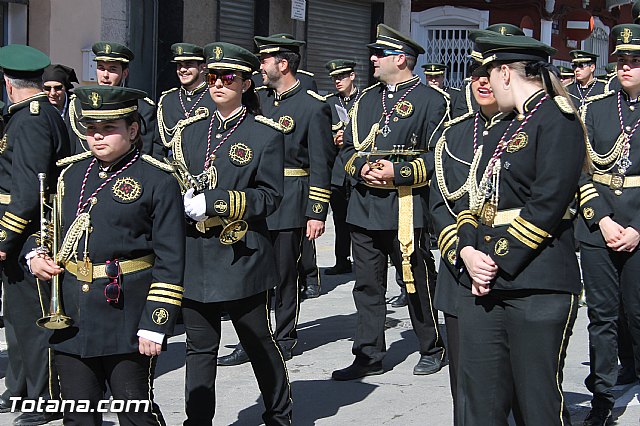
[
  {"left": 328, "top": 67, "right": 354, "bottom": 76},
  {"left": 204, "top": 42, "right": 260, "bottom": 73},
  {"left": 75, "top": 86, "right": 146, "bottom": 123},
  {"left": 171, "top": 43, "right": 205, "bottom": 62}
]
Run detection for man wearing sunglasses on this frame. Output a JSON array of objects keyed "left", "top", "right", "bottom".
[
  {"left": 65, "top": 41, "right": 161, "bottom": 158},
  {"left": 42, "top": 64, "right": 78, "bottom": 117},
  {"left": 332, "top": 24, "right": 447, "bottom": 381},
  {"left": 566, "top": 50, "right": 605, "bottom": 110},
  {"left": 218, "top": 34, "right": 334, "bottom": 367},
  {"left": 156, "top": 43, "right": 215, "bottom": 157}
]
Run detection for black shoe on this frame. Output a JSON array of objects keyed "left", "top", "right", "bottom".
[
  {"left": 616, "top": 365, "right": 637, "bottom": 386},
  {"left": 13, "top": 411, "right": 62, "bottom": 426},
  {"left": 220, "top": 312, "right": 231, "bottom": 321},
  {"left": 413, "top": 354, "right": 444, "bottom": 375},
  {"left": 583, "top": 407, "right": 613, "bottom": 426},
  {"left": 325, "top": 263, "right": 352, "bottom": 275},
  {"left": 217, "top": 345, "right": 249, "bottom": 366},
  {"left": 332, "top": 362, "right": 383, "bottom": 381},
  {"left": 391, "top": 288, "right": 408, "bottom": 308},
  {"left": 0, "top": 395, "right": 15, "bottom": 413},
  {"left": 303, "top": 285, "right": 320, "bottom": 299}
]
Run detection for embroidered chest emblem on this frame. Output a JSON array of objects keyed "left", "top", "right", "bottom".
[
  {"left": 111, "top": 177, "right": 142, "bottom": 203},
  {"left": 278, "top": 115, "right": 295, "bottom": 134},
  {"left": 507, "top": 132, "right": 528, "bottom": 153},
  {"left": 228, "top": 143, "right": 253, "bottom": 166},
  {"left": 395, "top": 100, "right": 414, "bottom": 118}
]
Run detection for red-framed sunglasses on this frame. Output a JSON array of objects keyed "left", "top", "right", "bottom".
[
  {"left": 206, "top": 71, "right": 238, "bottom": 86},
  {"left": 104, "top": 259, "right": 121, "bottom": 304}
]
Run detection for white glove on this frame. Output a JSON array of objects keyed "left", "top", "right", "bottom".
[{"left": 183, "top": 188, "right": 208, "bottom": 222}]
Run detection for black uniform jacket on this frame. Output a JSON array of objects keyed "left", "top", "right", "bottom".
[
  {"left": 455, "top": 91, "right": 584, "bottom": 293},
  {"left": 258, "top": 81, "right": 334, "bottom": 229},
  {"left": 576, "top": 89, "right": 640, "bottom": 248},
  {"left": 173, "top": 108, "right": 284, "bottom": 302},
  {"left": 325, "top": 89, "right": 360, "bottom": 187},
  {"left": 155, "top": 81, "right": 216, "bottom": 154},
  {"left": 450, "top": 80, "right": 478, "bottom": 119},
  {"left": 67, "top": 94, "right": 160, "bottom": 157},
  {"left": 340, "top": 76, "right": 448, "bottom": 230},
  {"left": 0, "top": 93, "right": 70, "bottom": 256},
  {"left": 567, "top": 79, "right": 606, "bottom": 110},
  {"left": 50, "top": 151, "right": 185, "bottom": 357},
  {"left": 430, "top": 110, "right": 513, "bottom": 315}
]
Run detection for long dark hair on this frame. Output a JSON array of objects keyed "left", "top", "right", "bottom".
[
  {"left": 124, "top": 111, "right": 143, "bottom": 150},
  {"left": 241, "top": 73, "right": 262, "bottom": 116}
]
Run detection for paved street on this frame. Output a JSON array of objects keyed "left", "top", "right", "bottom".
[{"left": 0, "top": 213, "right": 639, "bottom": 425}]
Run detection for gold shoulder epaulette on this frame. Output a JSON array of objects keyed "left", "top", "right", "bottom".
[
  {"left": 56, "top": 151, "right": 92, "bottom": 167},
  {"left": 255, "top": 115, "right": 283, "bottom": 132},
  {"left": 307, "top": 90, "right": 325, "bottom": 102},
  {"left": 448, "top": 87, "right": 461, "bottom": 92},
  {"left": 161, "top": 87, "right": 178, "bottom": 95},
  {"left": 429, "top": 84, "right": 450, "bottom": 99},
  {"left": 554, "top": 96, "right": 575, "bottom": 114},
  {"left": 444, "top": 111, "right": 474, "bottom": 127},
  {"left": 361, "top": 82, "right": 383, "bottom": 95},
  {"left": 142, "top": 154, "right": 174, "bottom": 172},
  {"left": 143, "top": 97, "right": 156, "bottom": 106},
  {"left": 30, "top": 101, "right": 40, "bottom": 115},
  {"left": 255, "top": 85, "right": 267, "bottom": 91},
  {"left": 585, "top": 90, "right": 615, "bottom": 103},
  {"left": 325, "top": 92, "right": 336, "bottom": 100},
  {"left": 298, "top": 69, "right": 314, "bottom": 77}
]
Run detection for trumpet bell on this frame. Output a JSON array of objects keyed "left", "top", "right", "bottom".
[
  {"left": 36, "top": 314, "right": 74, "bottom": 330},
  {"left": 220, "top": 220, "right": 248, "bottom": 245}
]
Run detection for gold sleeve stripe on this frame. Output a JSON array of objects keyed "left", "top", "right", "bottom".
[
  {"left": 580, "top": 183, "right": 595, "bottom": 192},
  {"left": 5, "top": 212, "right": 28, "bottom": 224},
  {"left": 1, "top": 216, "right": 26, "bottom": 230},
  {"left": 510, "top": 220, "right": 545, "bottom": 244},
  {"left": 442, "top": 236, "right": 457, "bottom": 254},
  {"left": 150, "top": 283, "right": 184, "bottom": 292},
  {"left": 457, "top": 218, "right": 478, "bottom": 229},
  {"left": 507, "top": 227, "right": 538, "bottom": 250},
  {"left": 417, "top": 158, "right": 428, "bottom": 184},
  {"left": 580, "top": 187, "right": 598, "bottom": 198},
  {"left": 580, "top": 192, "right": 599, "bottom": 206},
  {"left": 309, "top": 195, "right": 330, "bottom": 203},
  {"left": 309, "top": 186, "right": 331, "bottom": 195},
  {"left": 149, "top": 289, "right": 183, "bottom": 300},
  {"left": 309, "top": 189, "right": 331, "bottom": 197},
  {"left": 233, "top": 191, "right": 242, "bottom": 220},
  {"left": 0, "top": 219, "right": 23, "bottom": 233},
  {"left": 238, "top": 191, "right": 246, "bottom": 220},
  {"left": 457, "top": 210, "right": 477, "bottom": 221},
  {"left": 227, "top": 191, "right": 235, "bottom": 219},
  {"left": 437, "top": 224, "right": 456, "bottom": 248},
  {"left": 514, "top": 216, "right": 549, "bottom": 239},
  {"left": 147, "top": 296, "right": 182, "bottom": 306},
  {"left": 439, "top": 232, "right": 456, "bottom": 254},
  {"left": 309, "top": 193, "right": 331, "bottom": 201}
]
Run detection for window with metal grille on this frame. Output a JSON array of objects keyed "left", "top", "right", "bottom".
[
  {"left": 423, "top": 27, "right": 475, "bottom": 89},
  {"left": 583, "top": 26, "right": 609, "bottom": 76}
]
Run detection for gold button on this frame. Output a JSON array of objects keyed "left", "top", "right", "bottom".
[
  {"left": 484, "top": 236, "right": 491, "bottom": 243},
  {"left": 98, "top": 171, "right": 108, "bottom": 179},
  {"left": 630, "top": 105, "right": 635, "bottom": 111},
  {"left": 82, "top": 283, "right": 90, "bottom": 293},
  {"left": 274, "top": 101, "right": 279, "bottom": 106}
]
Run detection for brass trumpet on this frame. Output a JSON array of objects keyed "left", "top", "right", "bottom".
[
  {"left": 357, "top": 145, "right": 426, "bottom": 170},
  {"left": 164, "top": 158, "right": 248, "bottom": 244},
  {"left": 36, "top": 173, "right": 73, "bottom": 330}
]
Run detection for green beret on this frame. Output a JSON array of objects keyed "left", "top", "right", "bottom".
[
  {"left": 557, "top": 66, "right": 574, "bottom": 77},
  {"left": 612, "top": 24, "right": 640, "bottom": 55},
  {"left": 0, "top": 45, "right": 50, "bottom": 79},
  {"left": 171, "top": 43, "right": 204, "bottom": 62},
  {"left": 476, "top": 35, "right": 556, "bottom": 67},
  {"left": 422, "top": 63, "right": 446, "bottom": 75},
  {"left": 367, "top": 24, "right": 424, "bottom": 57},
  {"left": 204, "top": 42, "right": 260, "bottom": 73},
  {"left": 92, "top": 41, "right": 134, "bottom": 63},
  {"left": 254, "top": 34, "right": 305, "bottom": 55},
  {"left": 74, "top": 85, "right": 147, "bottom": 123},
  {"left": 325, "top": 59, "right": 357, "bottom": 76},
  {"left": 569, "top": 50, "right": 598, "bottom": 64}
]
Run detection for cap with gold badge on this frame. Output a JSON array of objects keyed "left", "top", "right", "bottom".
[
  {"left": 74, "top": 85, "right": 147, "bottom": 123},
  {"left": 475, "top": 35, "right": 556, "bottom": 69},
  {"left": 612, "top": 24, "right": 640, "bottom": 55},
  {"left": 421, "top": 63, "right": 446, "bottom": 75},
  {"left": 0, "top": 44, "right": 50, "bottom": 79},
  {"left": 254, "top": 33, "right": 305, "bottom": 55},
  {"left": 569, "top": 50, "right": 598, "bottom": 64},
  {"left": 171, "top": 43, "right": 204, "bottom": 62},
  {"left": 325, "top": 59, "right": 356, "bottom": 76},
  {"left": 557, "top": 66, "right": 574, "bottom": 78},
  {"left": 204, "top": 42, "right": 260, "bottom": 73},
  {"left": 468, "top": 24, "right": 525, "bottom": 63},
  {"left": 92, "top": 41, "right": 134, "bottom": 63},
  {"left": 366, "top": 24, "right": 425, "bottom": 57}
]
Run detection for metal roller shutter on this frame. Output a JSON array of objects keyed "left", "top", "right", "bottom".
[
  {"left": 219, "top": 0, "right": 255, "bottom": 51},
  {"left": 306, "top": 0, "right": 372, "bottom": 94}
]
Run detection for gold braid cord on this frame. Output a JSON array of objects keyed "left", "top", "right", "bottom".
[
  {"left": 169, "top": 108, "right": 210, "bottom": 154},
  {"left": 466, "top": 147, "right": 490, "bottom": 215},
  {"left": 350, "top": 99, "right": 379, "bottom": 152},
  {"left": 56, "top": 213, "right": 90, "bottom": 264},
  {"left": 68, "top": 96, "right": 87, "bottom": 141},
  {"left": 586, "top": 132, "right": 626, "bottom": 168},
  {"left": 434, "top": 135, "right": 482, "bottom": 202},
  {"left": 397, "top": 186, "right": 416, "bottom": 293}
]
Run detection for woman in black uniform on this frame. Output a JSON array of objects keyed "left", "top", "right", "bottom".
[
  {"left": 454, "top": 35, "right": 586, "bottom": 425},
  {"left": 174, "top": 42, "right": 292, "bottom": 425},
  {"left": 30, "top": 85, "right": 185, "bottom": 426}
]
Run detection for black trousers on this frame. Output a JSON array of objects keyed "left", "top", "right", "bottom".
[
  {"left": 349, "top": 226, "right": 443, "bottom": 365},
  {"left": 581, "top": 243, "right": 640, "bottom": 409},
  {"left": 444, "top": 314, "right": 459, "bottom": 426},
  {"left": 457, "top": 287, "right": 577, "bottom": 426},
  {"left": 183, "top": 292, "right": 292, "bottom": 426},
  {"left": 271, "top": 229, "right": 304, "bottom": 352},
  {"left": 330, "top": 183, "right": 351, "bottom": 265},
  {"left": 55, "top": 351, "right": 164, "bottom": 426},
  {"left": 298, "top": 237, "right": 320, "bottom": 289},
  {"left": 618, "top": 303, "right": 636, "bottom": 372},
  {"left": 2, "top": 256, "right": 58, "bottom": 402}
]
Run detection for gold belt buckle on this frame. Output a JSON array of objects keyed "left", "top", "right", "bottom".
[
  {"left": 610, "top": 173, "right": 625, "bottom": 196},
  {"left": 480, "top": 202, "right": 497, "bottom": 226}
]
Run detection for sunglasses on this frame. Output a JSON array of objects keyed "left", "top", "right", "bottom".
[
  {"left": 206, "top": 71, "right": 239, "bottom": 86},
  {"left": 332, "top": 73, "right": 352, "bottom": 82},
  {"left": 571, "top": 63, "right": 591, "bottom": 69},
  {"left": 104, "top": 259, "right": 121, "bottom": 304},
  {"left": 43, "top": 84, "right": 64, "bottom": 92},
  {"left": 370, "top": 49, "right": 404, "bottom": 58}
]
